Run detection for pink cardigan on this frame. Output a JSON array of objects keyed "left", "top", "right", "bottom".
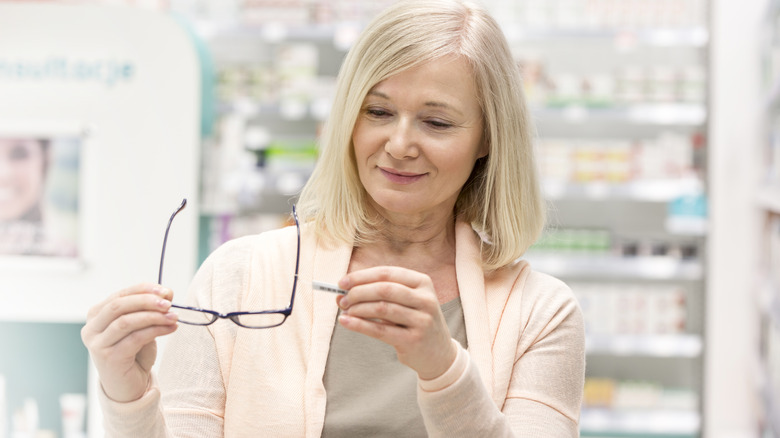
[{"left": 99, "top": 221, "right": 585, "bottom": 437}]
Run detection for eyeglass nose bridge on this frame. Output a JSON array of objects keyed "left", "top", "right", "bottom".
[{"left": 203, "top": 309, "right": 239, "bottom": 324}]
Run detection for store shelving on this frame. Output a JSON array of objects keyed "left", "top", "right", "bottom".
[
  {"left": 503, "top": 27, "right": 708, "bottom": 47},
  {"left": 756, "top": 0, "right": 780, "bottom": 434},
  {"left": 526, "top": 253, "right": 703, "bottom": 281},
  {"left": 586, "top": 334, "right": 703, "bottom": 358},
  {"left": 532, "top": 103, "right": 706, "bottom": 126},
  {"left": 192, "top": 21, "right": 346, "bottom": 43},
  {"left": 762, "top": 381, "right": 780, "bottom": 438},
  {"left": 517, "top": 1, "right": 708, "bottom": 436},
  {"left": 543, "top": 179, "right": 703, "bottom": 202},
  {"left": 580, "top": 408, "right": 700, "bottom": 438},
  {"left": 757, "top": 184, "right": 780, "bottom": 213}
]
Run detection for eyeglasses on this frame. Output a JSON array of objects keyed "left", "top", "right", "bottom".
[{"left": 158, "top": 198, "right": 299, "bottom": 329}]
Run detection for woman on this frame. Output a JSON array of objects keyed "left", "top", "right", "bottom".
[
  {"left": 81, "top": 0, "right": 585, "bottom": 436},
  {"left": 0, "top": 137, "right": 48, "bottom": 223},
  {"left": 0, "top": 137, "right": 50, "bottom": 254}
]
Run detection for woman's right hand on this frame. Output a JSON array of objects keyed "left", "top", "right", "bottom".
[{"left": 81, "top": 283, "right": 179, "bottom": 403}]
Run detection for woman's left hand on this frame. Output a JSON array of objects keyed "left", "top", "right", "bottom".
[{"left": 336, "top": 266, "right": 457, "bottom": 380}]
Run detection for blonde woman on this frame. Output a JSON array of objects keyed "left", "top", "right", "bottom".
[{"left": 82, "top": 0, "right": 585, "bottom": 436}]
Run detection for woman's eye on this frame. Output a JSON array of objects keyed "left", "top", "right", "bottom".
[
  {"left": 427, "top": 119, "right": 453, "bottom": 129},
  {"left": 366, "top": 108, "right": 390, "bottom": 118}
]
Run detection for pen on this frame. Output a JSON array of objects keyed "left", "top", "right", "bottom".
[{"left": 312, "top": 280, "right": 347, "bottom": 295}]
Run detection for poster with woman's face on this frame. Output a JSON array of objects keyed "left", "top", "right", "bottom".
[{"left": 0, "top": 136, "right": 80, "bottom": 258}]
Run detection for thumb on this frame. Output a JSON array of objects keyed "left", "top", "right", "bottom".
[{"left": 136, "top": 340, "right": 158, "bottom": 372}]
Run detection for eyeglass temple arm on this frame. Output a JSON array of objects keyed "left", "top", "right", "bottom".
[
  {"left": 158, "top": 198, "right": 187, "bottom": 285},
  {"left": 289, "top": 205, "right": 301, "bottom": 310}
]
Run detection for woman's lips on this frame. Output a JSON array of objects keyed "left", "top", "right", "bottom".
[{"left": 378, "top": 167, "right": 425, "bottom": 184}]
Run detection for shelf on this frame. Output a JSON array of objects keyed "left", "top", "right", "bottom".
[
  {"left": 762, "top": 379, "right": 780, "bottom": 438},
  {"left": 201, "top": 191, "right": 298, "bottom": 217},
  {"left": 192, "top": 19, "right": 712, "bottom": 47},
  {"left": 216, "top": 99, "right": 328, "bottom": 122},
  {"left": 765, "top": 75, "right": 780, "bottom": 111},
  {"left": 586, "top": 334, "right": 703, "bottom": 358},
  {"left": 580, "top": 408, "right": 700, "bottom": 437},
  {"left": 759, "top": 276, "right": 780, "bottom": 331},
  {"left": 770, "top": 0, "right": 780, "bottom": 22},
  {"left": 194, "top": 20, "right": 345, "bottom": 43},
  {"left": 543, "top": 179, "right": 703, "bottom": 202},
  {"left": 502, "top": 27, "right": 709, "bottom": 47},
  {"left": 757, "top": 184, "right": 780, "bottom": 214},
  {"left": 524, "top": 253, "right": 703, "bottom": 280},
  {"left": 531, "top": 103, "right": 707, "bottom": 126}
]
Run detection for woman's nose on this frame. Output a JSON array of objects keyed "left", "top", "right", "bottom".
[{"left": 384, "top": 119, "right": 419, "bottom": 159}]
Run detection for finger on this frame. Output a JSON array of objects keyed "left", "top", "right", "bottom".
[
  {"left": 338, "top": 312, "right": 408, "bottom": 345},
  {"left": 342, "top": 299, "right": 420, "bottom": 328},
  {"left": 86, "top": 293, "right": 174, "bottom": 335},
  {"left": 341, "top": 281, "right": 428, "bottom": 311},
  {"left": 92, "top": 310, "right": 178, "bottom": 350},
  {"left": 340, "top": 266, "right": 427, "bottom": 291},
  {"left": 87, "top": 283, "right": 172, "bottom": 319},
  {"left": 98, "top": 323, "right": 178, "bottom": 363}
]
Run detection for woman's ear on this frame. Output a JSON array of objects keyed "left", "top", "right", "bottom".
[{"left": 477, "top": 138, "right": 489, "bottom": 159}]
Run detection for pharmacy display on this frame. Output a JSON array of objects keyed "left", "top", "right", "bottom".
[
  {"left": 0, "top": 3, "right": 201, "bottom": 436},
  {"left": 0, "top": 132, "right": 81, "bottom": 259}
]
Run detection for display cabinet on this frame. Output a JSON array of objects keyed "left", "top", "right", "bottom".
[
  {"left": 513, "top": 1, "right": 709, "bottom": 436},
  {"left": 756, "top": 0, "right": 780, "bottom": 434}
]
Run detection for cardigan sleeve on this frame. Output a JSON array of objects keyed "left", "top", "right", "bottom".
[
  {"left": 416, "top": 271, "right": 585, "bottom": 437},
  {"left": 97, "top": 375, "right": 170, "bottom": 438},
  {"left": 502, "top": 272, "right": 585, "bottom": 436},
  {"left": 155, "top": 245, "right": 227, "bottom": 437}
]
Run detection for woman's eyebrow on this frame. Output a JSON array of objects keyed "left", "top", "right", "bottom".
[
  {"left": 366, "top": 90, "right": 389, "bottom": 100},
  {"left": 366, "top": 90, "right": 464, "bottom": 116}
]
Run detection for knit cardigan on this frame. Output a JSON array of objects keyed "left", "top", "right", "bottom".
[{"left": 98, "top": 220, "right": 585, "bottom": 437}]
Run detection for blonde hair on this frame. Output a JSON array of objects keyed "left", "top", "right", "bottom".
[{"left": 296, "top": 0, "right": 545, "bottom": 271}]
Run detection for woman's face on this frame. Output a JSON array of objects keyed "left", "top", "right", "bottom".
[
  {"left": 0, "top": 138, "right": 47, "bottom": 221},
  {"left": 352, "top": 55, "right": 486, "bottom": 220}
]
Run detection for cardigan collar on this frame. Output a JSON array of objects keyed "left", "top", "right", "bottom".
[{"left": 307, "top": 219, "right": 494, "bottom": 395}]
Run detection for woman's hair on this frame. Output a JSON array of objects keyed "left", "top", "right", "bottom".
[{"left": 296, "top": 0, "right": 545, "bottom": 271}]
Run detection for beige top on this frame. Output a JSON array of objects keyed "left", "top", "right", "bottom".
[
  {"left": 321, "top": 298, "right": 468, "bottom": 437},
  {"left": 98, "top": 221, "right": 586, "bottom": 437}
]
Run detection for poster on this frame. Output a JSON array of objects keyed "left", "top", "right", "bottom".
[{"left": 0, "top": 127, "right": 82, "bottom": 259}]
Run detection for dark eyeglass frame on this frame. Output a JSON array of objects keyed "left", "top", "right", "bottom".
[{"left": 158, "top": 198, "right": 300, "bottom": 329}]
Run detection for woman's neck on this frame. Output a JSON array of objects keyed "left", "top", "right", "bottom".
[
  {"left": 356, "top": 206, "right": 458, "bottom": 271},
  {"left": 350, "top": 205, "right": 461, "bottom": 303}
]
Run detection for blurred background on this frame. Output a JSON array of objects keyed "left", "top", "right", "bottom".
[{"left": 0, "top": 0, "right": 774, "bottom": 437}]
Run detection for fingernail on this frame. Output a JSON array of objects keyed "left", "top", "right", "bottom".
[
  {"left": 165, "top": 312, "right": 178, "bottom": 321},
  {"left": 338, "top": 277, "right": 350, "bottom": 289},
  {"left": 158, "top": 299, "right": 171, "bottom": 309},
  {"left": 338, "top": 297, "right": 349, "bottom": 309}
]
